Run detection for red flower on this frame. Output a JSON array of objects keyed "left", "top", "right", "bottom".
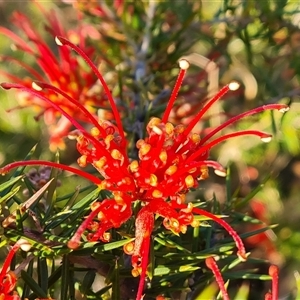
[
  {"left": 0, "top": 242, "right": 22, "bottom": 300},
  {"left": 0, "top": 9, "right": 110, "bottom": 151},
  {"left": 0, "top": 36, "right": 289, "bottom": 299}
]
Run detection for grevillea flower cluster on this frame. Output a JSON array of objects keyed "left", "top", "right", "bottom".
[
  {"left": 0, "top": 35, "right": 289, "bottom": 299},
  {"left": 0, "top": 240, "right": 23, "bottom": 300},
  {"left": 0, "top": 240, "right": 52, "bottom": 300},
  {"left": 0, "top": 9, "right": 109, "bottom": 151}
]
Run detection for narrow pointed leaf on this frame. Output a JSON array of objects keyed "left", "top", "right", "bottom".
[
  {"left": 81, "top": 270, "right": 96, "bottom": 295},
  {"left": 0, "top": 175, "right": 23, "bottom": 194},
  {"left": 111, "top": 260, "right": 120, "bottom": 300},
  {"left": 21, "top": 270, "right": 48, "bottom": 298},
  {"left": 0, "top": 186, "right": 21, "bottom": 204},
  {"left": 95, "top": 238, "right": 135, "bottom": 252},
  {"left": 37, "top": 257, "right": 48, "bottom": 292},
  {"left": 61, "top": 255, "right": 70, "bottom": 300}
]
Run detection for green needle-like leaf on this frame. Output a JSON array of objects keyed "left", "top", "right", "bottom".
[{"left": 21, "top": 269, "right": 48, "bottom": 298}]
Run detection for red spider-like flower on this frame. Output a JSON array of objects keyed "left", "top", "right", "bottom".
[
  {"left": 0, "top": 36, "right": 289, "bottom": 299},
  {"left": 0, "top": 9, "right": 109, "bottom": 151},
  {"left": 0, "top": 241, "right": 22, "bottom": 300}
]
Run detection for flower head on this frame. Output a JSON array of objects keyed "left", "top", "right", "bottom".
[
  {"left": 0, "top": 9, "right": 110, "bottom": 150},
  {"left": 0, "top": 36, "right": 289, "bottom": 299},
  {"left": 0, "top": 241, "right": 24, "bottom": 300}
]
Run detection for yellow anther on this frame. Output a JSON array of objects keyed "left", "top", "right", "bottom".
[
  {"left": 132, "top": 268, "right": 141, "bottom": 277},
  {"left": 164, "top": 139, "right": 174, "bottom": 147},
  {"left": 147, "top": 117, "right": 161, "bottom": 129},
  {"left": 136, "top": 139, "right": 146, "bottom": 149},
  {"left": 165, "top": 165, "right": 177, "bottom": 176},
  {"left": 98, "top": 181, "right": 107, "bottom": 190},
  {"left": 180, "top": 225, "right": 187, "bottom": 234},
  {"left": 94, "top": 157, "right": 107, "bottom": 170},
  {"left": 177, "top": 194, "right": 186, "bottom": 204},
  {"left": 77, "top": 155, "right": 87, "bottom": 167},
  {"left": 174, "top": 124, "right": 185, "bottom": 134},
  {"left": 149, "top": 174, "right": 158, "bottom": 187},
  {"left": 111, "top": 149, "right": 123, "bottom": 161},
  {"left": 114, "top": 194, "right": 125, "bottom": 205},
  {"left": 139, "top": 143, "right": 151, "bottom": 156},
  {"left": 103, "top": 232, "right": 111, "bottom": 242},
  {"left": 191, "top": 219, "right": 200, "bottom": 227},
  {"left": 198, "top": 166, "right": 209, "bottom": 180},
  {"left": 159, "top": 150, "right": 167, "bottom": 163},
  {"left": 165, "top": 122, "right": 174, "bottom": 135},
  {"left": 90, "top": 127, "right": 100, "bottom": 137},
  {"left": 129, "top": 160, "right": 139, "bottom": 172},
  {"left": 187, "top": 202, "right": 193, "bottom": 210},
  {"left": 152, "top": 189, "right": 163, "bottom": 198},
  {"left": 181, "top": 202, "right": 194, "bottom": 213},
  {"left": 185, "top": 175, "right": 194, "bottom": 188},
  {"left": 104, "top": 134, "right": 114, "bottom": 147},
  {"left": 76, "top": 134, "right": 85, "bottom": 144},
  {"left": 98, "top": 211, "right": 105, "bottom": 220},
  {"left": 191, "top": 133, "right": 200, "bottom": 144},
  {"left": 123, "top": 242, "right": 135, "bottom": 255},
  {"left": 171, "top": 218, "right": 180, "bottom": 229},
  {"left": 91, "top": 202, "right": 101, "bottom": 211}
]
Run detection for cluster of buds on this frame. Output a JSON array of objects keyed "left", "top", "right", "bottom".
[{"left": 0, "top": 33, "right": 288, "bottom": 299}]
